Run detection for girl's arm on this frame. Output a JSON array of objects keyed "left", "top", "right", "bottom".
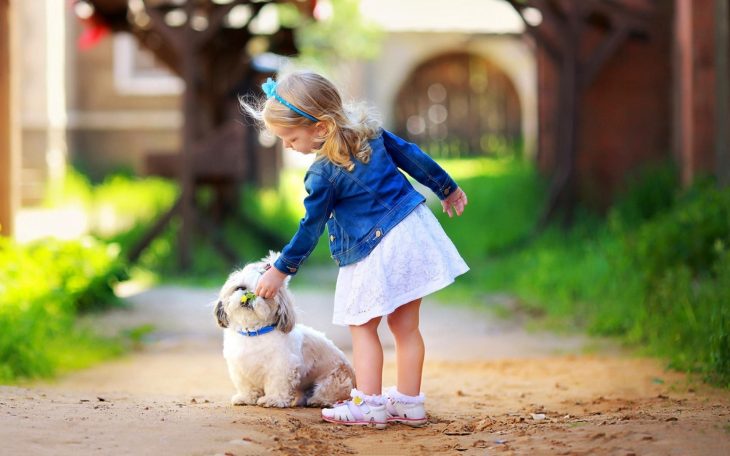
[
  {"left": 258, "top": 169, "right": 333, "bottom": 299},
  {"left": 273, "top": 169, "right": 334, "bottom": 276},
  {"left": 381, "top": 129, "right": 459, "bottom": 201}
]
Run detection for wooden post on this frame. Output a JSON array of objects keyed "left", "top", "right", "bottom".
[
  {"left": 717, "top": 0, "right": 730, "bottom": 187},
  {"left": 676, "top": 0, "right": 695, "bottom": 187},
  {"left": 510, "top": 0, "right": 648, "bottom": 226},
  {"left": 0, "top": 0, "right": 18, "bottom": 237},
  {"left": 179, "top": 2, "right": 198, "bottom": 270}
]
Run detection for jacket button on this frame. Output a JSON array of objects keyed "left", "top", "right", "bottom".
[
  {"left": 444, "top": 186, "right": 451, "bottom": 195},
  {"left": 330, "top": 235, "right": 335, "bottom": 242},
  {"left": 288, "top": 266, "right": 297, "bottom": 273},
  {"left": 375, "top": 230, "right": 382, "bottom": 238}
]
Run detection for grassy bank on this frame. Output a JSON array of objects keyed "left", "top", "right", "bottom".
[
  {"left": 434, "top": 159, "right": 729, "bottom": 387},
  {"left": 0, "top": 237, "right": 128, "bottom": 382},
  {"left": 0, "top": 171, "right": 178, "bottom": 383}
]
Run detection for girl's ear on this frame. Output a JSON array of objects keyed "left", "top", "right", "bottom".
[{"left": 314, "top": 121, "right": 328, "bottom": 138}]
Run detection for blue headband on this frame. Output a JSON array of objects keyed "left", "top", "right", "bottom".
[{"left": 261, "top": 78, "right": 319, "bottom": 122}]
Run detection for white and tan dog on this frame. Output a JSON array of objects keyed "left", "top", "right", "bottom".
[{"left": 214, "top": 252, "right": 354, "bottom": 408}]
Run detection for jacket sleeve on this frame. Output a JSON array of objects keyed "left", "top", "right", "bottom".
[
  {"left": 274, "top": 169, "right": 334, "bottom": 275},
  {"left": 381, "top": 129, "right": 459, "bottom": 200}
]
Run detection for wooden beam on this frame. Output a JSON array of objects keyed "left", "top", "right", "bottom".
[
  {"left": 127, "top": 197, "right": 182, "bottom": 263},
  {"left": 0, "top": 0, "right": 18, "bottom": 237},
  {"left": 592, "top": 1, "right": 652, "bottom": 36},
  {"left": 580, "top": 24, "right": 631, "bottom": 88},
  {"left": 505, "top": 0, "right": 562, "bottom": 61},
  {"left": 192, "top": 0, "right": 246, "bottom": 50},
  {"left": 144, "top": 5, "right": 184, "bottom": 56}
]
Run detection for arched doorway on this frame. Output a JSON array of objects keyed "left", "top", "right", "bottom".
[{"left": 393, "top": 52, "right": 522, "bottom": 158}]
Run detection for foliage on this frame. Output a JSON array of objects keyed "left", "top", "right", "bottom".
[
  {"left": 44, "top": 168, "right": 179, "bottom": 251},
  {"left": 136, "top": 171, "right": 335, "bottom": 285},
  {"left": 0, "top": 236, "right": 128, "bottom": 382},
  {"left": 279, "top": 0, "right": 384, "bottom": 69},
  {"left": 439, "top": 160, "right": 730, "bottom": 386},
  {"left": 433, "top": 157, "right": 544, "bottom": 253},
  {"left": 0, "top": 169, "right": 178, "bottom": 383},
  {"left": 609, "top": 162, "right": 679, "bottom": 228}
]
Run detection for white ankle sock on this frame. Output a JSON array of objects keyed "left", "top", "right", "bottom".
[
  {"left": 387, "top": 387, "right": 425, "bottom": 404},
  {"left": 354, "top": 389, "right": 386, "bottom": 406}
]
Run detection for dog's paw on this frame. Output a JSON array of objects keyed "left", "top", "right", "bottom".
[
  {"left": 231, "top": 392, "right": 258, "bottom": 406},
  {"left": 304, "top": 398, "right": 328, "bottom": 407},
  {"left": 256, "top": 395, "right": 293, "bottom": 408}
]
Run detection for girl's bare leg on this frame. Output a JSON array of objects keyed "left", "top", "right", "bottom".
[
  {"left": 349, "top": 316, "right": 383, "bottom": 395},
  {"left": 387, "top": 299, "right": 424, "bottom": 395}
]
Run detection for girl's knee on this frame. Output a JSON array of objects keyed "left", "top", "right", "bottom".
[
  {"left": 350, "top": 316, "right": 381, "bottom": 334},
  {"left": 387, "top": 306, "right": 420, "bottom": 336}
]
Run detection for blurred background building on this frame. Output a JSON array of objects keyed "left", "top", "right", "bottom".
[
  {"left": 13, "top": 0, "right": 532, "bottom": 189},
  {"left": 1, "top": 0, "right": 728, "bottom": 239}
]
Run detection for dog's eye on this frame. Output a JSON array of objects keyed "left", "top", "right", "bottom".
[{"left": 235, "top": 286, "right": 247, "bottom": 292}]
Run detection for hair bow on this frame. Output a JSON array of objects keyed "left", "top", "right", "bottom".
[{"left": 262, "top": 77, "right": 278, "bottom": 99}]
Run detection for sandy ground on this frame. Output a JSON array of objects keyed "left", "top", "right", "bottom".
[{"left": 2, "top": 284, "right": 730, "bottom": 455}]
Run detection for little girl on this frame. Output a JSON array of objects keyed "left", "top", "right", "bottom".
[{"left": 245, "top": 71, "right": 468, "bottom": 429}]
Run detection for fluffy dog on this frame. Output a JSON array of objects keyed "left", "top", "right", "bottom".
[{"left": 214, "top": 252, "right": 354, "bottom": 408}]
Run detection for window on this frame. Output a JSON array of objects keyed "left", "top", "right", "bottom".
[{"left": 113, "top": 33, "right": 183, "bottom": 95}]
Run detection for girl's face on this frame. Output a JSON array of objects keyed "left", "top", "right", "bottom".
[{"left": 268, "top": 123, "right": 324, "bottom": 154}]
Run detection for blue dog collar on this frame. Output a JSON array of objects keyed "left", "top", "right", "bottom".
[
  {"left": 261, "top": 77, "right": 319, "bottom": 122},
  {"left": 237, "top": 325, "right": 276, "bottom": 337}
]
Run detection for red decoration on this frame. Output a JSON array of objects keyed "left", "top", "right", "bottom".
[
  {"left": 78, "top": 20, "right": 109, "bottom": 50},
  {"left": 71, "top": 0, "right": 110, "bottom": 50}
]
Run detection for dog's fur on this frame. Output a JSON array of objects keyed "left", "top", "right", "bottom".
[{"left": 214, "top": 252, "right": 354, "bottom": 407}]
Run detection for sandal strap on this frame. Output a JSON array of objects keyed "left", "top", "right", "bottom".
[{"left": 331, "top": 400, "right": 365, "bottom": 421}]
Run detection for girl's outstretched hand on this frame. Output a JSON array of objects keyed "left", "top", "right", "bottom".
[
  {"left": 441, "top": 187, "right": 468, "bottom": 217},
  {"left": 255, "top": 266, "right": 288, "bottom": 299}
]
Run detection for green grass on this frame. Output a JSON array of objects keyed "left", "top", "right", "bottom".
[
  {"left": 130, "top": 166, "right": 335, "bottom": 286},
  {"left": 432, "top": 160, "right": 730, "bottom": 387},
  {"left": 0, "top": 170, "right": 178, "bottom": 384}
]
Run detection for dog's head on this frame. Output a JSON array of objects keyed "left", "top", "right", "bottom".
[{"left": 214, "top": 251, "right": 296, "bottom": 334}]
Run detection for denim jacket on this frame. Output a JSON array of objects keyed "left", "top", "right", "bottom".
[{"left": 273, "top": 129, "right": 459, "bottom": 275}]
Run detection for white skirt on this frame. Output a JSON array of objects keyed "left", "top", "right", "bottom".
[{"left": 332, "top": 203, "right": 469, "bottom": 326}]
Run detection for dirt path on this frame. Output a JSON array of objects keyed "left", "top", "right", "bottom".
[{"left": 2, "top": 284, "right": 729, "bottom": 455}]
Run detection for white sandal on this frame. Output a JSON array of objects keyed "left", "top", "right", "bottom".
[
  {"left": 321, "top": 389, "right": 388, "bottom": 429},
  {"left": 385, "top": 387, "right": 428, "bottom": 427}
]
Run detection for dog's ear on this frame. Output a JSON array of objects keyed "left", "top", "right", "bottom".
[
  {"left": 275, "top": 289, "right": 295, "bottom": 334},
  {"left": 214, "top": 300, "right": 229, "bottom": 328},
  {"left": 262, "top": 250, "right": 281, "bottom": 268}
]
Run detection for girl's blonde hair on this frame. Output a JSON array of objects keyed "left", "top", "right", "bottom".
[{"left": 242, "top": 71, "right": 381, "bottom": 171}]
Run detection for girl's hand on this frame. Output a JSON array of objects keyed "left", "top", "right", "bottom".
[
  {"left": 255, "top": 266, "right": 288, "bottom": 299},
  {"left": 441, "top": 187, "right": 468, "bottom": 217}
]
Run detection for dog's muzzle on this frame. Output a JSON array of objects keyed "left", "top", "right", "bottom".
[{"left": 237, "top": 287, "right": 255, "bottom": 308}]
